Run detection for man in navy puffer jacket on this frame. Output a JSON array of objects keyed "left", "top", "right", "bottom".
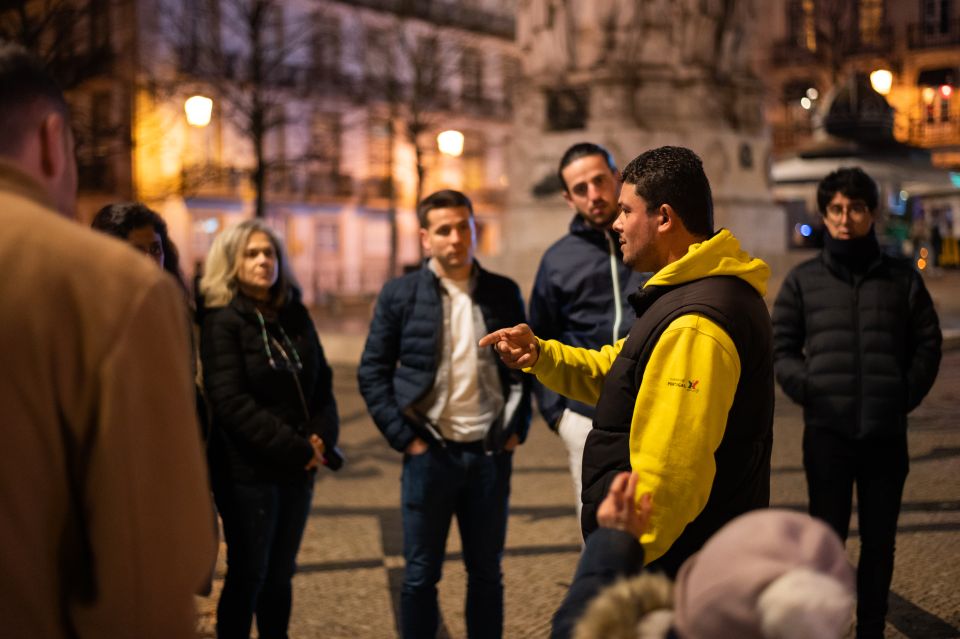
[
  {"left": 772, "top": 167, "right": 941, "bottom": 639},
  {"left": 530, "top": 142, "right": 648, "bottom": 528},
  {"left": 358, "top": 189, "right": 531, "bottom": 639}
]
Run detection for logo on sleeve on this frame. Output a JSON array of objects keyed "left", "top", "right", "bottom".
[{"left": 667, "top": 378, "right": 700, "bottom": 393}]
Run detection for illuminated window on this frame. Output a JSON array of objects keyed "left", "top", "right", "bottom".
[
  {"left": 858, "top": 0, "right": 884, "bottom": 45},
  {"left": 802, "top": 0, "right": 816, "bottom": 52},
  {"left": 788, "top": 0, "right": 817, "bottom": 51},
  {"left": 462, "top": 134, "right": 486, "bottom": 195}
]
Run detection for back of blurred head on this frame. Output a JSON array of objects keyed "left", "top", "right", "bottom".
[
  {"left": 0, "top": 41, "right": 77, "bottom": 218},
  {"left": 575, "top": 510, "right": 855, "bottom": 639}
]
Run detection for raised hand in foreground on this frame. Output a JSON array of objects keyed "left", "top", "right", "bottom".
[{"left": 596, "top": 471, "right": 652, "bottom": 539}]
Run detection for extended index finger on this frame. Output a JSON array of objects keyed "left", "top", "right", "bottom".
[{"left": 478, "top": 329, "right": 507, "bottom": 348}]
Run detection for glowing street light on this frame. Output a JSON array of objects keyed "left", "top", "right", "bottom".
[
  {"left": 922, "top": 87, "right": 937, "bottom": 105},
  {"left": 869, "top": 69, "right": 893, "bottom": 96},
  {"left": 437, "top": 129, "right": 464, "bottom": 157},
  {"left": 184, "top": 95, "right": 213, "bottom": 127}
]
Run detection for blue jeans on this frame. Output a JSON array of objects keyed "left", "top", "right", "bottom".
[
  {"left": 214, "top": 477, "right": 314, "bottom": 639},
  {"left": 400, "top": 442, "right": 513, "bottom": 639}
]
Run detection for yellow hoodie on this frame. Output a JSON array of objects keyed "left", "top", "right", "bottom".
[{"left": 528, "top": 229, "right": 769, "bottom": 563}]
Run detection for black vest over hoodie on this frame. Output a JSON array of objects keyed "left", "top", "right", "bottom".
[{"left": 580, "top": 276, "right": 774, "bottom": 576}]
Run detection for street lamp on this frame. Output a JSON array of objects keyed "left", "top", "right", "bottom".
[
  {"left": 437, "top": 130, "right": 464, "bottom": 157},
  {"left": 184, "top": 95, "right": 213, "bottom": 127},
  {"left": 869, "top": 69, "right": 893, "bottom": 96}
]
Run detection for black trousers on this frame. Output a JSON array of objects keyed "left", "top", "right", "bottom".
[{"left": 803, "top": 426, "right": 909, "bottom": 639}]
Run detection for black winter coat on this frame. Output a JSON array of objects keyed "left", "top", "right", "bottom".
[
  {"left": 772, "top": 249, "right": 941, "bottom": 440},
  {"left": 529, "top": 215, "right": 648, "bottom": 427},
  {"left": 357, "top": 262, "right": 531, "bottom": 453},
  {"left": 201, "top": 292, "right": 339, "bottom": 482}
]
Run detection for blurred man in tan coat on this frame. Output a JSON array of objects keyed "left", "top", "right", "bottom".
[{"left": 0, "top": 41, "right": 215, "bottom": 638}]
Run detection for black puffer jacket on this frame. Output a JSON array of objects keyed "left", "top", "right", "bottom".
[
  {"left": 201, "top": 291, "right": 339, "bottom": 482},
  {"left": 357, "top": 261, "right": 531, "bottom": 453},
  {"left": 772, "top": 246, "right": 941, "bottom": 440}
]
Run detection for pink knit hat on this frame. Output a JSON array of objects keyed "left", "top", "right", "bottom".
[{"left": 672, "top": 510, "right": 855, "bottom": 639}]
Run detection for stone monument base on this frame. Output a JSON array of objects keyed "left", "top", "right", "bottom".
[{"left": 495, "top": 128, "right": 788, "bottom": 301}]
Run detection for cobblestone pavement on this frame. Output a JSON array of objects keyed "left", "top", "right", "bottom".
[{"left": 197, "top": 349, "right": 960, "bottom": 638}]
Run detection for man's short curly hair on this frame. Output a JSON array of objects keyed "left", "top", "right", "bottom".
[{"left": 620, "top": 146, "right": 714, "bottom": 237}]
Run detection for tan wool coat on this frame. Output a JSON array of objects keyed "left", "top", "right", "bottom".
[{"left": 0, "top": 160, "right": 216, "bottom": 638}]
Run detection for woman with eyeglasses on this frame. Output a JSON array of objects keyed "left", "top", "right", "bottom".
[{"left": 199, "top": 219, "right": 340, "bottom": 639}]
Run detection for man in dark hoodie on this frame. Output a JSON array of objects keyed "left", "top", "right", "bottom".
[
  {"left": 529, "top": 143, "right": 648, "bottom": 528},
  {"left": 772, "top": 167, "right": 942, "bottom": 639}
]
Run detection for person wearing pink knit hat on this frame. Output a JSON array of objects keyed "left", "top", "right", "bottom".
[
  {"left": 671, "top": 509, "right": 855, "bottom": 639},
  {"left": 554, "top": 472, "right": 855, "bottom": 639}
]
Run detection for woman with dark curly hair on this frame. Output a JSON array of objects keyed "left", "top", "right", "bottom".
[
  {"left": 91, "top": 202, "right": 188, "bottom": 293},
  {"left": 91, "top": 202, "right": 209, "bottom": 442}
]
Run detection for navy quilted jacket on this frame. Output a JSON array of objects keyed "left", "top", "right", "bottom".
[
  {"left": 772, "top": 249, "right": 941, "bottom": 440},
  {"left": 529, "top": 215, "right": 648, "bottom": 428},
  {"left": 357, "top": 262, "right": 531, "bottom": 452}
]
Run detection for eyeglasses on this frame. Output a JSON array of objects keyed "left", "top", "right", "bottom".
[
  {"left": 255, "top": 309, "right": 303, "bottom": 372},
  {"left": 825, "top": 202, "right": 870, "bottom": 218}
]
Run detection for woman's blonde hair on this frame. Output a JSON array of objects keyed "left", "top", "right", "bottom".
[{"left": 200, "top": 219, "right": 299, "bottom": 308}]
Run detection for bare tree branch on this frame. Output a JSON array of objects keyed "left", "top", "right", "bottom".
[{"left": 151, "top": 0, "right": 320, "bottom": 217}]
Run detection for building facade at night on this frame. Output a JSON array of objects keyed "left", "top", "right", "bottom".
[
  {"left": 759, "top": 0, "right": 960, "bottom": 262},
  {"left": 764, "top": 0, "right": 959, "bottom": 166},
  {"left": 2, "top": 0, "right": 519, "bottom": 305}
]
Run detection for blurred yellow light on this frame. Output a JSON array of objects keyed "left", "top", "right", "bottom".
[
  {"left": 870, "top": 69, "right": 893, "bottom": 95},
  {"left": 917, "top": 258, "right": 927, "bottom": 270},
  {"left": 184, "top": 95, "right": 213, "bottom": 127},
  {"left": 922, "top": 87, "right": 937, "bottom": 104},
  {"left": 437, "top": 130, "right": 464, "bottom": 157}
]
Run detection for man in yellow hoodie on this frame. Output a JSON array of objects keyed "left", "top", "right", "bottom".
[{"left": 481, "top": 146, "right": 774, "bottom": 576}]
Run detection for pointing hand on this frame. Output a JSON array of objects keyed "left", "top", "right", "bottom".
[{"left": 478, "top": 323, "right": 540, "bottom": 369}]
